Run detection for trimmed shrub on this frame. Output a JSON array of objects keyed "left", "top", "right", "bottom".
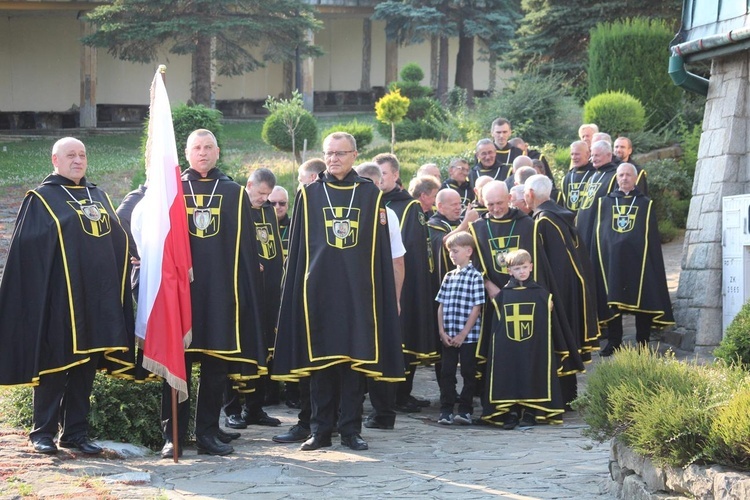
[
  {"left": 400, "top": 62, "right": 425, "bottom": 83},
  {"left": 0, "top": 372, "right": 199, "bottom": 450},
  {"left": 376, "top": 96, "right": 449, "bottom": 142},
  {"left": 588, "top": 18, "right": 681, "bottom": 128},
  {"left": 262, "top": 111, "right": 318, "bottom": 157},
  {"left": 321, "top": 120, "right": 374, "bottom": 152},
  {"left": 388, "top": 63, "right": 432, "bottom": 99},
  {"left": 715, "top": 300, "right": 750, "bottom": 369},
  {"left": 583, "top": 91, "right": 646, "bottom": 137}
]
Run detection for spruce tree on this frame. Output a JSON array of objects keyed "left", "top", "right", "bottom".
[{"left": 82, "top": 0, "right": 322, "bottom": 106}]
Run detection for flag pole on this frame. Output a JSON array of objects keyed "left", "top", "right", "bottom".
[{"left": 158, "top": 64, "right": 180, "bottom": 464}]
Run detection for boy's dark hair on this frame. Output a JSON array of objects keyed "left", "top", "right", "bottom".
[
  {"left": 505, "top": 249, "right": 532, "bottom": 267},
  {"left": 445, "top": 231, "right": 474, "bottom": 250}
]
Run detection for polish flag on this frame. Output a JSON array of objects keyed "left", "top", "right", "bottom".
[{"left": 133, "top": 67, "right": 193, "bottom": 402}]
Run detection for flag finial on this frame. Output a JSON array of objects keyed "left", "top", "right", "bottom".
[{"left": 158, "top": 64, "right": 167, "bottom": 74}]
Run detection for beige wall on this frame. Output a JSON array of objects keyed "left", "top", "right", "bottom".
[{"left": 0, "top": 10, "right": 507, "bottom": 113}]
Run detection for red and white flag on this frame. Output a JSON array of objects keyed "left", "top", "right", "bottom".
[{"left": 133, "top": 67, "right": 193, "bottom": 402}]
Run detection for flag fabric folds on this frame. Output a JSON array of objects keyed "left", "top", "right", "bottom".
[{"left": 133, "top": 67, "right": 193, "bottom": 403}]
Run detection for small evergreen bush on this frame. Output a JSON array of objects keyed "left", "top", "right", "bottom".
[
  {"left": 588, "top": 18, "right": 681, "bottom": 128},
  {"left": 583, "top": 91, "right": 646, "bottom": 137},
  {"left": 262, "top": 111, "right": 318, "bottom": 159},
  {"left": 715, "top": 300, "right": 750, "bottom": 369},
  {"left": 575, "top": 346, "right": 750, "bottom": 470},
  {"left": 472, "top": 71, "right": 581, "bottom": 146},
  {"left": 321, "top": 120, "right": 374, "bottom": 152},
  {"left": 645, "top": 158, "right": 692, "bottom": 238},
  {"left": 388, "top": 63, "right": 432, "bottom": 99}
]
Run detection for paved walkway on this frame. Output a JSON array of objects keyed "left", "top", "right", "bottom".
[{"left": 0, "top": 237, "right": 692, "bottom": 500}]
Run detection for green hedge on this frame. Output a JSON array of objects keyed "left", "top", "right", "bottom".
[
  {"left": 643, "top": 158, "right": 691, "bottom": 242},
  {"left": 583, "top": 91, "right": 646, "bottom": 137},
  {"left": 262, "top": 111, "right": 318, "bottom": 154},
  {"left": 575, "top": 347, "right": 750, "bottom": 469},
  {"left": 322, "top": 120, "right": 374, "bottom": 151},
  {"left": 715, "top": 300, "right": 750, "bottom": 370},
  {"left": 588, "top": 18, "right": 681, "bottom": 128},
  {"left": 363, "top": 139, "right": 473, "bottom": 178}
]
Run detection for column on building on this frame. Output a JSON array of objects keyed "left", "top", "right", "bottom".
[
  {"left": 79, "top": 19, "right": 97, "bottom": 128},
  {"left": 674, "top": 51, "right": 750, "bottom": 354}
]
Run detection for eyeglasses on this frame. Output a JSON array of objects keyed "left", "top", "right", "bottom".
[
  {"left": 270, "top": 201, "right": 287, "bottom": 207},
  {"left": 323, "top": 150, "right": 354, "bottom": 158}
]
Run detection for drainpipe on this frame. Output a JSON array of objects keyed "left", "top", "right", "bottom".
[{"left": 668, "top": 53, "right": 709, "bottom": 96}]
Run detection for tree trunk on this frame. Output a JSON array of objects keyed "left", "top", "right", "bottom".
[
  {"left": 430, "top": 35, "right": 438, "bottom": 89},
  {"left": 283, "top": 61, "right": 294, "bottom": 98},
  {"left": 385, "top": 21, "right": 399, "bottom": 86},
  {"left": 192, "top": 34, "right": 212, "bottom": 106},
  {"left": 437, "top": 37, "right": 449, "bottom": 105},
  {"left": 455, "top": 32, "right": 474, "bottom": 107},
  {"left": 361, "top": 18, "right": 372, "bottom": 91}
]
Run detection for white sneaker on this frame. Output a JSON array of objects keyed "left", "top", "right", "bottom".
[
  {"left": 453, "top": 413, "right": 472, "bottom": 425},
  {"left": 438, "top": 412, "right": 453, "bottom": 425}
]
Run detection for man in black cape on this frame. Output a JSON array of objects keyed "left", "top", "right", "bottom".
[
  {"left": 525, "top": 174, "right": 599, "bottom": 406},
  {"left": 0, "top": 137, "right": 135, "bottom": 455},
  {"left": 470, "top": 138, "right": 515, "bottom": 188},
  {"left": 441, "top": 158, "right": 474, "bottom": 212},
  {"left": 159, "top": 129, "right": 267, "bottom": 458},
  {"left": 574, "top": 140, "right": 619, "bottom": 255},
  {"left": 561, "top": 140, "right": 593, "bottom": 215},
  {"left": 223, "top": 167, "right": 284, "bottom": 429},
  {"left": 269, "top": 185, "right": 291, "bottom": 259},
  {"left": 593, "top": 163, "right": 675, "bottom": 356},
  {"left": 374, "top": 153, "right": 438, "bottom": 417},
  {"left": 272, "top": 132, "right": 404, "bottom": 452}
]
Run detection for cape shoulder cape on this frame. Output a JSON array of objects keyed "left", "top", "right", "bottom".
[
  {"left": 574, "top": 162, "right": 619, "bottom": 254},
  {"left": 481, "top": 278, "right": 565, "bottom": 425},
  {"left": 180, "top": 168, "right": 267, "bottom": 381},
  {"left": 594, "top": 190, "right": 675, "bottom": 326},
  {"left": 0, "top": 174, "right": 135, "bottom": 386},
  {"left": 532, "top": 201, "right": 600, "bottom": 361},
  {"left": 272, "top": 171, "right": 405, "bottom": 382},
  {"left": 427, "top": 212, "right": 460, "bottom": 286},
  {"left": 250, "top": 202, "right": 284, "bottom": 347},
  {"left": 561, "top": 163, "right": 594, "bottom": 214},
  {"left": 383, "top": 188, "right": 438, "bottom": 363}
]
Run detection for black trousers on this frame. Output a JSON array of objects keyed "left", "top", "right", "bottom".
[
  {"left": 439, "top": 342, "right": 477, "bottom": 415},
  {"left": 396, "top": 354, "right": 417, "bottom": 404},
  {"left": 161, "top": 353, "right": 227, "bottom": 441},
  {"left": 310, "top": 364, "right": 365, "bottom": 437},
  {"left": 295, "top": 377, "right": 312, "bottom": 429},
  {"left": 30, "top": 354, "right": 100, "bottom": 442},
  {"left": 607, "top": 312, "right": 653, "bottom": 347},
  {"left": 367, "top": 378, "right": 396, "bottom": 426}
]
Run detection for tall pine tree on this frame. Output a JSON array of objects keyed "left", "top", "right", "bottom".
[
  {"left": 507, "top": 0, "right": 681, "bottom": 84},
  {"left": 82, "top": 0, "right": 322, "bottom": 106}
]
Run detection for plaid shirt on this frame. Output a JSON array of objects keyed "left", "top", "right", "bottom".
[{"left": 436, "top": 263, "right": 485, "bottom": 342}]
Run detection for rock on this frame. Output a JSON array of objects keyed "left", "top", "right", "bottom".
[
  {"left": 101, "top": 472, "right": 151, "bottom": 485},
  {"left": 96, "top": 440, "right": 152, "bottom": 459}
]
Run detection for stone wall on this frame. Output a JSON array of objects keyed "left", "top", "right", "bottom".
[
  {"left": 608, "top": 439, "right": 750, "bottom": 499},
  {"left": 673, "top": 51, "right": 750, "bottom": 354}
]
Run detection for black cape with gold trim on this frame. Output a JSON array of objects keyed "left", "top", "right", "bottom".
[
  {"left": 383, "top": 188, "right": 439, "bottom": 363},
  {"left": 561, "top": 162, "right": 594, "bottom": 214},
  {"left": 594, "top": 190, "right": 675, "bottom": 326},
  {"left": 532, "top": 200, "right": 600, "bottom": 361},
  {"left": 181, "top": 168, "right": 267, "bottom": 382},
  {"left": 427, "top": 212, "right": 460, "bottom": 289},
  {"left": 469, "top": 154, "right": 515, "bottom": 188},
  {"left": 469, "top": 209, "right": 535, "bottom": 357},
  {"left": 481, "top": 278, "right": 565, "bottom": 425},
  {"left": 278, "top": 213, "right": 291, "bottom": 259},
  {"left": 0, "top": 174, "right": 135, "bottom": 386},
  {"left": 272, "top": 170, "right": 405, "bottom": 382},
  {"left": 250, "top": 201, "right": 284, "bottom": 349},
  {"left": 574, "top": 161, "right": 618, "bottom": 255}
]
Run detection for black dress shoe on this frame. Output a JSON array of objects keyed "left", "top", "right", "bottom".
[
  {"left": 58, "top": 436, "right": 102, "bottom": 455},
  {"left": 340, "top": 433, "right": 368, "bottom": 451},
  {"left": 300, "top": 434, "right": 332, "bottom": 451},
  {"left": 217, "top": 428, "right": 241, "bottom": 443},
  {"left": 31, "top": 437, "right": 58, "bottom": 454},
  {"left": 225, "top": 414, "right": 248, "bottom": 429},
  {"left": 363, "top": 417, "right": 394, "bottom": 430},
  {"left": 273, "top": 424, "right": 311, "bottom": 443},
  {"left": 243, "top": 410, "right": 281, "bottom": 427},
  {"left": 195, "top": 435, "right": 234, "bottom": 456},
  {"left": 600, "top": 343, "right": 619, "bottom": 357},
  {"left": 160, "top": 440, "right": 183, "bottom": 459},
  {"left": 394, "top": 400, "right": 421, "bottom": 413},
  {"left": 408, "top": 395, "right": 431, "bottom": 408}
]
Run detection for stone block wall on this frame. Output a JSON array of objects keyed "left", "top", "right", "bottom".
[
  {"left": 608, "top": 439, "right": 750, "bottom": 499},
  {"left": 673, "top": 51, "right": 750, "bottom": 354}
]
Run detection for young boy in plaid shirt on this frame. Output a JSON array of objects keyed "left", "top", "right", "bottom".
[{"left": 435, "top": 231, "right": 485, "bottom": 425}]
